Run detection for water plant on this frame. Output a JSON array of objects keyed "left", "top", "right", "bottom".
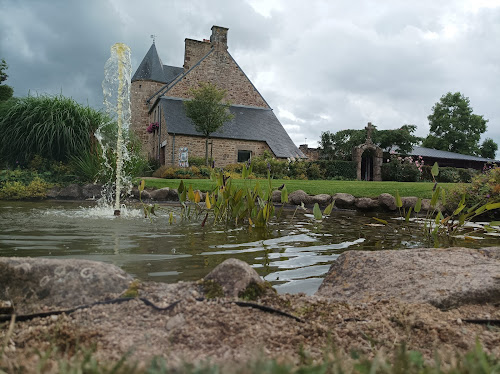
[
  {"left": 377, "top": 162, "right": 500, "bottom": 241},
  {"left": 178, "top": 162, "right": 334, "bottom": 228}
]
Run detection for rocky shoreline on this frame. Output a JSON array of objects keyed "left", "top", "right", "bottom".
[
  {"left": 45, "top": 183, "right": 435, "bottom": 213},
  {"left": 1, "top": 248, "right": 499, "bottom": 371}
]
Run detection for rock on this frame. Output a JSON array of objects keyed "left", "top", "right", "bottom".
[
  {"left": 354, "top": 197, "right": 380, "bottom": 210},
  {"left": 271, "top": 190, "right": 282, "bottom": 203},
  {"left": 402, "top": 196, "right": 418, "bottom": 209},
  {"left": 149, "top": 187, "right": 171, "bottom": 201},
  {"left": 316, "top": 247, "right": 500, "bottom": 309},
  {"left": 421, "top": 199, "right": 431, "bottom": 211},
  {"left": 312, "top": 194, "right": 332, "bottom": 206},
  {"left": 166, "top": 188, "right": 179, "bottom": 201},
  {"left": 130, "top": 186, "right": 151, "bottom": 200},
  {"left": 46, "top": 186, "right": 61, "bottom": 199},
  {"left": 0, "top": 257, "right": 133, "bottom": 314},
  {"left": 288, "top": 190, "right": 313, "bottom": 205},
  {"left": 204, "top": 258, "right": 263, "bottom": 298},
  {"left": 332, "top": 193, "right": 355, "bottom": 209},
  {"left": 58, "top": 184, "right": 83, "bottom": 200},
  {"left": 378, "top": 193, "right": 397, "bottom": 210},
  {"left": 82, "top": 184, "right": 102, "bottom": 199}
]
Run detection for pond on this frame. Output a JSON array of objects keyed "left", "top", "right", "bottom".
[{"left": 1, "top": 200, "right": 498, "bottom": 295}]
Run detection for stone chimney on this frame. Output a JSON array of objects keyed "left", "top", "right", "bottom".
[
  {"left": 210, "top": 25, "right": 228, "bottom": 49},
  {"left": 183, "top": 38, "right": 211, "bottom": 71}
]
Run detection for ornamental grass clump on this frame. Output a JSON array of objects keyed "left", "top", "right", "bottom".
[{"left": 0, "top": 94, "right": 110, "bottom": 165}]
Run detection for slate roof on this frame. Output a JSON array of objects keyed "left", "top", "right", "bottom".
[
  {"left": 408, "top": 146, "right": 498, "bottom": 163},
  {"left": 160, "top": 97, "right": 305, "bottom": 159},
  {"left": 132, "top": 43, "right": 183, "bottom": 83}
]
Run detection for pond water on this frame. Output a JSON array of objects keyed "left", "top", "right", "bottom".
[{"left": 1, "top": 200, "right": 498, "bottom": 295}]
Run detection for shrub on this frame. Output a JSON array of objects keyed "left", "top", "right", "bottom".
[
  {"left": 0, "top": 85, "right": 13, "bottom": 101},
  {"left": 315, "top": 160, "right": 357, "bottom": 180},
  {"left": 457, "top": 168, "right": 478, "bottom": 183},
  {"left": 306, "top": 162, "right": 324, "bottom": 180},
  {"left": 382, "top": 155, "right": 422, "bottom": 182},
  {"left": 446, "top": 166, "right": 500, "bottom": 218},
  {"left": 0, "top": 177, "right": 51, "bottom": 200},
  {"left": 224, "top": 163, "right": 243, "bottom": 173},
  {"left": 436, "top": 167, "right": 460, "bottom": 183},
  {"left": 288, "top": 160, "right": 307, "bottom": 179},
  {"left": 189, "top": 156, "right": 208, "bottom": 167}
]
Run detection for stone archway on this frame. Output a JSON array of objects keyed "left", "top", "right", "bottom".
[{"left": 353, "top": 122, "right": 383, "bottom": 181}]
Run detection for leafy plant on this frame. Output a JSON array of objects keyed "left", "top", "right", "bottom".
[
  {"left": 379, "top": 163, "right": 500, "bottom": 241},
  {"left": 175, "top": 160, "right": 334, "bottom": 228}
]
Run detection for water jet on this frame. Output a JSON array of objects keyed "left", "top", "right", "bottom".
[{"left": 101, "top": 43, "right": 132, "bottom": 215}]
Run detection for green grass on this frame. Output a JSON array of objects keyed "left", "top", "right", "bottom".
[
  {"left": 3, "top": 341, "right": 498, "bottom": 373},
  {"left": 138, "top": 178, "right": 457, "bottom": 199}
]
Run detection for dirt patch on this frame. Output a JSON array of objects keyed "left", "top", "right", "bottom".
[{"left": 1, "top": 280, "right": 499, "bottom": 372}]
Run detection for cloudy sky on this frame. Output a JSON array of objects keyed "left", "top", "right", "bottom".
[{"left": 1, "top": 0, "right": 499, "bottom": 157}]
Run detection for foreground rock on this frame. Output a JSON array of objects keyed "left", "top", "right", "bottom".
[
  {"left": 1, "top": 255, "right": 499, "bottom": 371},
  {"left": 316, "top": 247, "right": 500, "bottom": 309},
  {"left": 0, "top": 257, "right": 133, "bottom": 314},
  {"left": 204, "top": 258, "right": 264, "bottom": 297}
]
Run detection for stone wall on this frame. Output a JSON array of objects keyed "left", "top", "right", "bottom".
[
  {"left": 151, "top": 133, "right": 272, "bottom": 167},
  {"left": 167, "top": 47, "right": 268, "bottom": 108},
  {"left": 183, "top": 39, "right": 212, "bottom": 71},
  {"left": 131, "top": 80, "right": 165, "bottom": 150}
]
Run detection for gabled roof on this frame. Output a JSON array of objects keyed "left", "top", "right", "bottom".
[
  {"left": 408, "top": 146, "right": 498, "bottom": 163},
  {"left": 159, "top": 97, "right": 305, "bottom": 159},
  {"left": 132, "top": 43, "right": 183, "bottom": 83}
]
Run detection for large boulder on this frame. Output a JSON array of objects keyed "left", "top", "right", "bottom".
[
  {"left": 316, "top": 247, "right": 500, "bottom": 309},
  {"left": 354, "top": 197, "right": 380, "bottom": 210},
  {"left": 378, "top": 193, "right": 397, "bottom": 211},
  {"left": 311, "top": 194, "right": 333, "bottom": 207},
  {"left": 288, "top": 190, "right": 313, "bottom": 205},
  {"left": 149, "top": 187, "right": 172, "bottom": 201},
  {"left": 58, "top": 184, "right": 83, "bottom": 200},
  {"left": 82, "top": 184, "right": 103, "bottom": 199},
  {"left": 332, "top": 193, "right": 355, "bottom": 209},
  {"left": 0, "top": 257, "right": 133, "bottom": 314},
  {"left": 204, "top": 258, "right": 263, "bottom": 298}
]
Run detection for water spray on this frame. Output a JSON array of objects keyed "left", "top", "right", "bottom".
[{"left": 102, "top": 43, "right": 132, "bottom": 216}]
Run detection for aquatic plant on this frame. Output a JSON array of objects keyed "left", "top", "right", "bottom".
[
  {"left": 178, "top": 162, "right": 334, "bottom": 228},
  {"left": 377, "top": 162, "right": 500, "bottom": 241}
]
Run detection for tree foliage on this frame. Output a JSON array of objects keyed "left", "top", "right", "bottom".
[
  {"left": 319, "top": 125, "right": 421, "bottom": 160},
  {"left": 422, "top": 92, "right": 489, "bottom": 156},
  {"left": 0, "top": 58, "right": 13, "bottom": 101},
  {"left": 184, "top": 82, "right": 234, "bottom": 165},
  {"left": 480, "top": 138, "right": 498, "bottom": 159},
  {"left": 0, "top": 58, "right": 8, "bottom": 84}
]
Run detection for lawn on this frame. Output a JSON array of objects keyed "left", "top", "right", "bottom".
[{"left": 138, "top": 177, "right": 458, "bottom": 199}]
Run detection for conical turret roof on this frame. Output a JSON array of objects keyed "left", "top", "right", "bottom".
[{"left": 132, "top": 43, "right": 167, "bottom": 83}]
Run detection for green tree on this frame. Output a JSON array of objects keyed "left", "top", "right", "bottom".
[
  {"left": 0, "top": 58, "right": 13, "bottom": 101},
  {"left": 183, "top": 82, "right": 234, "bottom": 165},
  {"left": 480, "top": 138, "right": 498, "bottom": 159},
  {"left": 0, "top": 58, "right": 8, "bottom": 83},
  {"left": 319, "top": 125, "right": 421, "bottom": 160},
  {"left": 422, "top": 92, "right": 488, "bottom": 155}
]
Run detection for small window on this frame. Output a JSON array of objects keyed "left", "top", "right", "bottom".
[{"left": 237, "top": 150, "right": 251, "bottom": 163}]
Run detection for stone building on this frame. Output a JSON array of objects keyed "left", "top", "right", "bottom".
[{"left": 131, "top": 26, "right": 304, "bottom": 167}]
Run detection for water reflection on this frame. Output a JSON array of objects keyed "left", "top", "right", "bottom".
[{"left": 0, "top": 200, "right": 497, "bottom": 295}]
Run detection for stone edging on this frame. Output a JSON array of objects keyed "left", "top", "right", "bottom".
[{"left": 45, "top": 184, "right": 438, "bottom": 213}]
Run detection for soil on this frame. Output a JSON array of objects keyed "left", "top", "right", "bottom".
[{"left": 1, "top": 280, "right": 499, "bottom": 372}]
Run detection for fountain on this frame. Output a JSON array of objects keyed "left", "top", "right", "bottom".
[{"left": 101, "top": 43, "right": 132, "bottom": 216}]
